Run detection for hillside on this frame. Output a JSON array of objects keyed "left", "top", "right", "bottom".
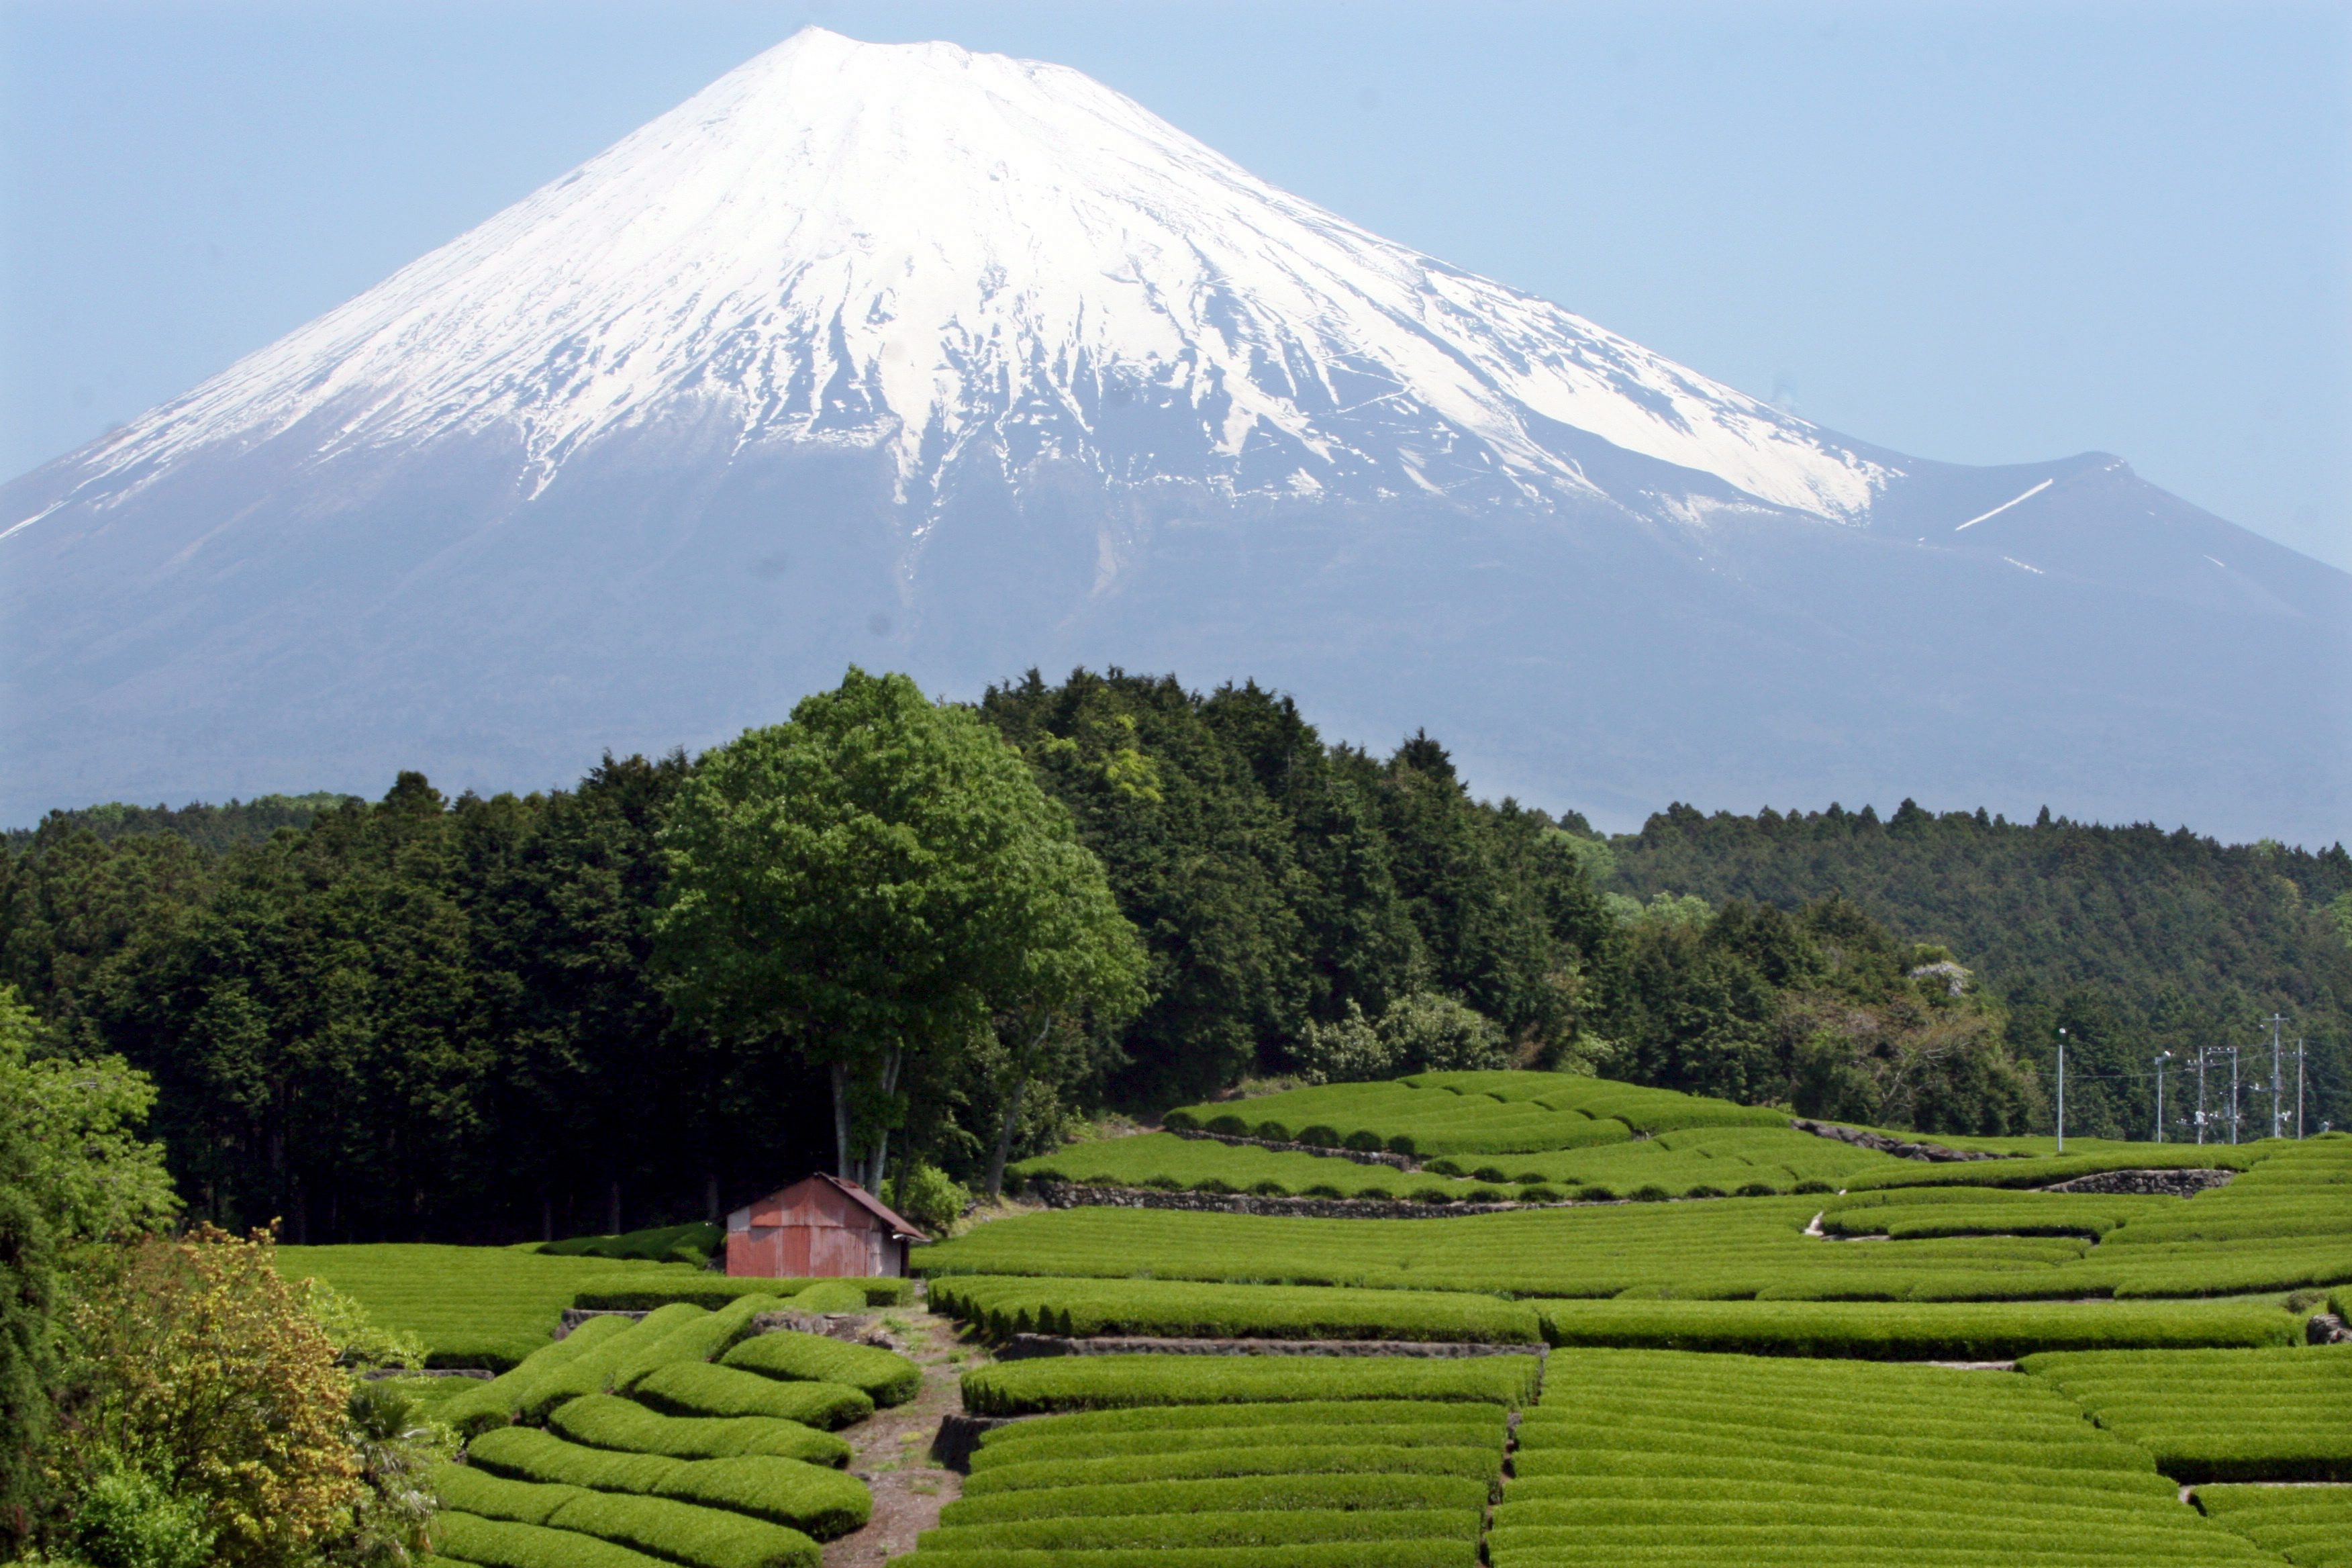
[{"left": 1605, "top": 803, "right": 2352, "bottom": 1140}]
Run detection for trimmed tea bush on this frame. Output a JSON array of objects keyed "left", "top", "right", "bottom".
[
  {"left": 1530, "top": 1297, "right": 2306, "bottom": 1359},
  {"left": 927, "top": 1276, "right": 1541, "bottom": 1344},
  {"left": 719, "top": 1329, "right": 922, "bottom": 1405},
  {"left": 2022, "top": 1344, "right": 2352, "bottom": 1482},
  {"left": 548, "top": 1393, "right": 852, "bottom": 1467},
  {"left": 630, "top": 1362, "right": 875, "bottom": 1428},
  {"left": 960, "top": 1353, "right": 1542, "bottom": 1416}
]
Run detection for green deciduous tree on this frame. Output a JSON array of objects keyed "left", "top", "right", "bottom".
[{"left": 658, "top": 669, "right": 1142, "bottom": 1194}]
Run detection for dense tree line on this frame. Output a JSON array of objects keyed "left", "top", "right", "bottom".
[
  {"left": 2, "top": 668, "right": 2212, "bottom": 1244},
  {"left": 1606, "top": 801, "right": 2352, "bottom": 1140}
]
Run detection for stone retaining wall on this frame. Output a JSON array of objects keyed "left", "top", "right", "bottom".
[
  {"left": 1789, "top": 1118, "right": 2004, "bottom": 1162},
  {"left": 1166, "top": 1126, "right": 1420, "bottom": 1170},
  {"left": 2038, "top": 1167, "right": 2236, "bottom": 1196},
  {"left": 1028, "top": 1179, "right": 1538, "bottom": 1219}
]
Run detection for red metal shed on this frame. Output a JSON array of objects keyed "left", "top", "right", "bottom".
[{"left": 724, "top": 1173, "right": 930, "bottom": 1279}]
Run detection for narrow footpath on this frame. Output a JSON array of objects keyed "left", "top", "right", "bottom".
[{"left": 824, "top": 1295, "right": 980, "bottom": 1568}]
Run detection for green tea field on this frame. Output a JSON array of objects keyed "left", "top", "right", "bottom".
[{"left": 346, "top": 1072, "right": 2351, "bottom": 1567}]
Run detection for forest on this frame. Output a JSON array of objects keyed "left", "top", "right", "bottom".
[{"left": 1, "top": 667, "right": 2341, "bottom": 1244}]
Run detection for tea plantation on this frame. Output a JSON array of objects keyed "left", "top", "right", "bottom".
[{"left": 352, "top": 1073, "right": 2351, "bottom": 1566}]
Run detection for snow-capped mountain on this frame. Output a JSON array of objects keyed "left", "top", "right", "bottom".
[{"left": 3, "top": 30, "right": 2346, "bottom": 840}]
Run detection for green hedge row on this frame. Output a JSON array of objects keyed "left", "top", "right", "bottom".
[
  {"left": 2022, "top": 1344, "right": 2352, "bottom": 1481},
  {"left": 915, "top": 1506, "right": 1483, "bottom": 1553},
  {"left": 718, "top": 1328, "right": 922, "bottom": 1406},
  {"left": 2193, "top": 1482, "right": 2352, "bottom": 1565},
  {"left": 935, "top": 1473, "right": 1491, "bottom": 1528},
  {"left": 520, "top": 1300, "right": 784, "bottom": 1422},
  {"left": 442, "top": 1312, "right": 642, "bottom": 1436},
  {"left": 975, "top": 1399, "right": 1500, "bottom": 1445},
  {"left": 888, "top": 1544, "right": 1476, "bottom": 1568},
  {"left": 1529, "top": 1297, "right": 2306, "bottom": 1359},
  {"left": 467, "top": 1426, "right": 869, "bottom": 1538},
  {"left": 959, "top": 1353, "right": 1544, "bottom": 1416},
  {"left": 1489, "top": 1348, "right": 2277, "bottom": 1568},
  {"left": 571, "top": 1277, "right": 914, "bottom": 1312},
  {"left": 1848, "top": 1146, "right": 2263, "bottom": 1192},
  {"left": 631, "top": 1361, "right": 875, "bottom": 1429},
  {"left": 959, "top": 1442, "right": 1504, "bottom": 1497},
  {"left": 432, "top": 1510, "right": 673, "bottom": 1568},
  {"left": 540, "top": 1223, "right": 725, "bottom": 1267},
  {"left": 968, "top": 1423, "right": 1504, "bottom": 1473},
  {"left": 549, "top": 1394, "right": 850, "bottom": 1466},
  {"left": 928, "top": 1275, "right": 1540, "bottom": 1344}
]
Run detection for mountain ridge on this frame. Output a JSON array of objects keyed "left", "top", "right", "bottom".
[{"left": 3, "top": 28, "right": 2345, "bottom": 842}]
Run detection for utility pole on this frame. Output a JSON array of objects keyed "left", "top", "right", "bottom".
[
  {"left": 2055, "top": 1026, "right": 2067, "bottom": 1155},
  {"left": 2153, "top": 1051, "right": 2171, "bottom": 1143},
  {"left": 2195, "top": 1046, "right": 2209, "bottom": 1146},
  {"left": 2267, "top": 1014, "right": 2287, "bottom": 1142},
  {"left": 2229, "top": 1044, "right": 2241, "bottom": 1146},
  {"left": 2296, "top": 1038, "right": 2306, "bottom": 1140}
]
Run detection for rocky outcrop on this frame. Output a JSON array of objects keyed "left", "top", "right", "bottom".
[
  {"left": 993, "top": 1334, "right": 1545, "bottom": 1361},
  {"left": 2307, "top": 1314, "right": 2350, "bottom": 1346},
  {"left": 1789, "top": 1119, "right": 2006, "bottom": 1163},
  {"left": 2037, "top": 1168, "right": 2236, "bottom": 1196}
]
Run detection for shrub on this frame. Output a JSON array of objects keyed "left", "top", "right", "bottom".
[
  {"left": 1577, "top": 1185, "right": 1617, "bottom": 1203},
  {"left": 1519, "top": 1186, "right": 1562, "bottom": 1204},
  {"left": 889, "top": 1162, "right": 971, "bottom": 1238},
  {"left": 1207, "top": 1116, "right": 1251, "bottom": 1137},
  {"left": 431, "top": 1462, "right": 583, "bottom": 1526},
  {"left": 1463, "top": 1187, "right": 1506, "bottom": 1204},
  {"left": 1471, "top": 1167, "right": 1512, "bottom": 1185},
  {"left": 61, "top": 1226, "right": 360, "bottom": 1568},
  {"left": 69, "top": 1463, "right": 216, "bottom": 1568},
  {"left": 1297, "top": 1126, "right": 1341, "bottom": 1147},
  {"left": 1630, "top": 1185, "right": 1671, "bottom": 1203},
  {"left": 1736, "top": 1182, "right": 1781, "bottom": 1198},
  {"left": 516, "top": 1302, "right": 716, "bottom": 1419},
  {"left": 549, "top": 1393, "right": 851, "bottom": 1466},
  {"left": 1254, "top": 1122, "right": 1290, "bottom": 1142},
  {"left": 968, "top": 1422, "right": 1503, "bottom": 1471},
  {"left": 1344, "top": 1132, "right": 1386, "bottom": 1153},
  {"left": 630, "top": 1363, "right": 874, "bottom": 1428},
  {"left": 719, "top": 1330, "right": 923, "bottom": 1405},
  {"left": 1408, "top": 1187, "right": 1458, "bottom": 1205},
  {"left": 1792, "top": 1179, "right": 1836, "bottom": 1195},
  {"left": 1248, "top": 1181, "right": 1288, "bottom": 1197},
  {"left": 1683, "top": 1185, "right": 1725, "bottom": 1199}
]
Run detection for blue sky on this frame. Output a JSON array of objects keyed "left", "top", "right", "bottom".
[{"left": 3, "top": 0, "right": 2346, "bottom": 569}]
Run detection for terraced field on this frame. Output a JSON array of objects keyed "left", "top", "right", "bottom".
[
  {"left": 1493, "top": 1349, "right": 2276, "bottom": 1567},
  {"left": 362, "top": 1075, "right": 2347, "bottom": 1567}
]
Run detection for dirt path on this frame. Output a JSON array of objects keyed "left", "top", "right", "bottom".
[{"left": 824, "top": 1297, "right": 984, "bottom": 1567}]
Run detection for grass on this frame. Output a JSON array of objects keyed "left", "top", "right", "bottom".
[{"left": 541, "top": 1222, "right": 726, "bottom": 1267}]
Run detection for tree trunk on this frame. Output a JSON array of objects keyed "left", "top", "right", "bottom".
[
  {"left": 860, "top": 1047, "right": 905, "bottom": 1192},
  {"left": 607, "top": 1179, "right": 622, "bottom": 1236},
  {"left": 705, "top": 1173, "right": 721, "bottom": 1223},
  {"left": 986, "top": 1014, "right": 1055, "bottom": 1200},
  {"left": 830, "top": 1061, "right": 853, "bottom": 1181}
]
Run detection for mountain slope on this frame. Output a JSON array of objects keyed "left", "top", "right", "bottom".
[{"left": 3, "top": 28, "right": 2345, "bottom": 841}]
